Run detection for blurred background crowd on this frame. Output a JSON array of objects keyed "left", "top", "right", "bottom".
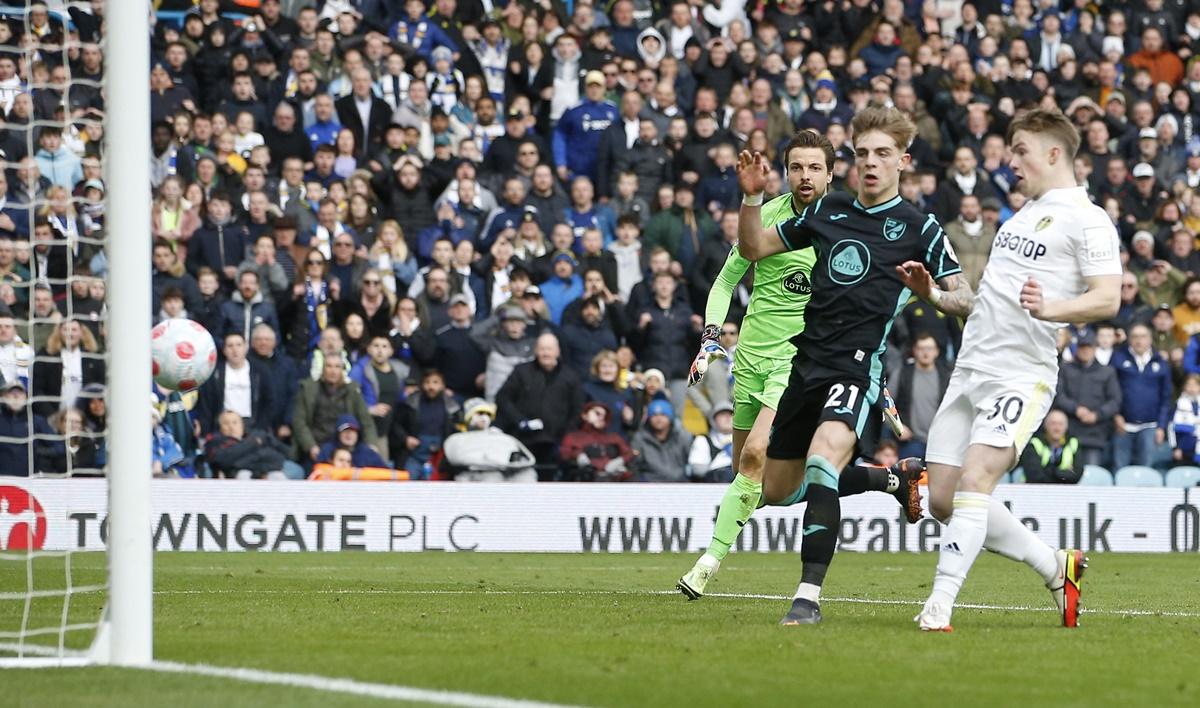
[{"left": 2, "top": 0, "right": 1200, "bottom": 484}]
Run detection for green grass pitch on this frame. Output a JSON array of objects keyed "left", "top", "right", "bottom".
[{"left": 2, "top": 552, "right": 1199, "bottom": 707}]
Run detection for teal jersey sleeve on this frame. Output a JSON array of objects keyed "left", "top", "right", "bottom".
[
  {"left": 919, "top": 214, "right": 963, "bottom": 280},
  {"left": 776, "top": 196, "right": 825, "bottom": 251},
  {"left": 705, "top": 245, "right": 752, "bottom": 327}
]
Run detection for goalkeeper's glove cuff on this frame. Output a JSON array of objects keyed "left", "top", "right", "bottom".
[{"left": 701, "top": 324, "right": 721, "bottom": 343}]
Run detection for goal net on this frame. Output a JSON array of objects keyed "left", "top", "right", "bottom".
[{"left": 0, "top": 0, "right": 151, "bottom": 667}]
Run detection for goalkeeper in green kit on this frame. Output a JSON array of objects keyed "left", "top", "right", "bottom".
[{"left": 677, "top": 131, "right": 923, "bottom": 599}]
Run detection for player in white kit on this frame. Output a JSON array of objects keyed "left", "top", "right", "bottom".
[{"left": 895, "top": 109, "right": 1123, "bottom": 631}]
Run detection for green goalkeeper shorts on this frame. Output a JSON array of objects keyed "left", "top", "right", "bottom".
[{"left": 731, "top": 353, "right": 792, "bottom": 431}]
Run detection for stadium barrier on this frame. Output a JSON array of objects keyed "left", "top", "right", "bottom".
[{"left": 1, "top": 480, "right": 1197, "bottom": 554}]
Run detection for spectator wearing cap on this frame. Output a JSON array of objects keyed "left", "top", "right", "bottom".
[
  {"left": 688, "top": 401, "right": 735, "bottom": 483},
  {"left": 539, "top": 251, "right": 585, "bottom": 326},
  {"left": 631, "top": 398, "right": 693, "bottom": 482},
  {"left": 442, "top": 397, "right": 539, "bottom": 483},
  {"left": 479, "top": 177, "right": 533, "bottom": 253},
  {"left": 552, "top": 68, "right": 619, "bottom": 184},
  {"left": 643, "top": 183, "right": 716, "bottom": 275},
  {"left": 1111, "top": 323, "right": 1174, "bottom": 471},
  {"left": 561, "top": 292, "right": 622, "bottom": 376},
  {"left": 496, "top": 333, "right": 583, "bottom": 476},
  {"left": 484, "top": 108, "right": 551, "bottom": 179},
  {"left": 1123, "top": 162, "right": 1167, "bottom": 230},
  {"left": 390, "top": 0, "right": 458, "bottom": 61},
  {"left": 432, "top": 293, "right": 486, "bottom": 399},
  {"left": 0, "top": 379, "right": 56, "bottom": 476},
  {"left": 1137, "top": 258, "right": 1187, "bottom": 308},
  {"left": 559, "top": 401, "right": 636, "bottom": 482},
  {"left": 469, "top": 299, "right": 536, "bottom": 400},
  {"left": 1150, "top": 304, "right": 1181, "bottom": 355},
  {"left": 797, "top": 72, "right": 853, "bottom": 135},
  {"left": 1055, "top": 331, "right": 1121, "bottom": 467},
  {"left": 1136, "top": 125, "right": 1179, "bottom": 187},
  {"left": 318, "top": 414, "right": 390, "bottom": 468}
]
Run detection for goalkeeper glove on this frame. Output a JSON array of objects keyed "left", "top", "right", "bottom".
[{"left": 688, "top": 324, "right": 729, "bottom": 387}]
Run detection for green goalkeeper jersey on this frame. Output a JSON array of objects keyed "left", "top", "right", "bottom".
[{"left": 705, "top": 192, "right": 815, "bottom": 363}]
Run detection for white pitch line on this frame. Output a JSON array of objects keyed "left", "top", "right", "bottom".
[
  {"left": 148, "top": 587, "right": 1200, "bottom": 618},
  {"left": 145, "top": 661, "right": 585, "bottom": 708}
]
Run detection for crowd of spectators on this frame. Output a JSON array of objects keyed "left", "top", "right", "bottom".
[{"left": 5, "top": 0, "right": 1200, "bottom": 482}]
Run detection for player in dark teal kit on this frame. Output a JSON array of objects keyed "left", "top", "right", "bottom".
[{"left": 738, "top": 106, "right": 973, "bottom": 625}]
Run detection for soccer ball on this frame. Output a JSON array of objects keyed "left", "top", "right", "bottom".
[{"left": 151, "top": 319, "right": 217, "bottom": 392}]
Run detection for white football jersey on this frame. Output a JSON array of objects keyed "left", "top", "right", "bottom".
[{"left": 955, "top": 186, "right": 1121, "bottom": 381}]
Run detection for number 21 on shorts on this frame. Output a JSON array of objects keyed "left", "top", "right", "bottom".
[{"left": 824, "top": 383, "right": 860, "bottom": 414}]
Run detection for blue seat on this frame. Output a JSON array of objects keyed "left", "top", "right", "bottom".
[
  {"left": 1079, "top": 465, "right": 1113, "bottom": 486},
  {"left": 1009, "top": 467, "right": 1026, "bottom": 483},
  {"left": 1165, "top": 466, "right": 1200, "bottom": 488},
  {"left": 1114, "top": 465, "right": 1164, "bottom": 487}
]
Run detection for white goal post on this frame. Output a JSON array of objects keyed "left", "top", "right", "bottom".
[
  {"left": 0, "top": 0, "right": 152, "bottom": 668},
  {"left": 104, "top": 0, "right": 153, "bottom": 667}
]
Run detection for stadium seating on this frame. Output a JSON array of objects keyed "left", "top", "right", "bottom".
[
  {"left": 1079, "top": 465, "right": 1114, "bottom": 486},
  {"left": 1165, "top": 466, "right": 1200, "bottom": 488},
  {"left": 1114, "top": 466, "right": 1164, "bottom": 487},
  {"left": 1009, "top": 467, "right": 1025, "bottom": 484}
]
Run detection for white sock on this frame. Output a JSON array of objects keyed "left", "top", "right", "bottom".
[
  {"left": 984, "top": 497, "right": 1058, "bottom": 585},
  {"left": 928, "top": 492, "right": 990, "bottom": 607},
  {"left": 794, "top": 581, "right": 821, "bottom": 604}
]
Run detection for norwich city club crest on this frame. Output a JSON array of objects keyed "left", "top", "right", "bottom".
[{"left": 883, "top": 217, "right": 906, "bottom": 241}]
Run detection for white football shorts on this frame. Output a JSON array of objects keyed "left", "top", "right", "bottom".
[{"left": 924, "top": 366, "right": 1056, "bottom": 468}]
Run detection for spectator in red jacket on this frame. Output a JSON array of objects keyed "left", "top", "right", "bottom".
[{"left": 559, "top": 401, "right": 635, "bottom": 481}]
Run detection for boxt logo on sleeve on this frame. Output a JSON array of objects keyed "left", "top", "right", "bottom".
[{"left": 0, "top": 486, "right": 47, "bottom": 550}]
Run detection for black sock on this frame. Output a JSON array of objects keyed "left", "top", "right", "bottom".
[
  {"left": 838, "top": 463, "right": 889, "bottom": 497},
  {"left": 800, "top": 484, "right": 840, "bottom": 587}
]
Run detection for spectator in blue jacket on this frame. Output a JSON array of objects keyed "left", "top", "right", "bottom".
[
  {"left": 540, "top": 251, "right": 584, "bottom": 325},
  {"left": 185, "top": 192, "right": 250, "bottom": 295},
  {"left": 479, "top": 178, "right": 532, "bottom": 252},
  {"left": 1111, "top": 323, "right": 1174, "bottom": 470},
  {"left": 318, "top": 414, "right": 390, "bottom": 468},
  {"left": 390, "top": 0, "right": 458, "bottom": 61},
  {"left": 0, "top": 380, "right": 57, "bottom": 476},
  {"left": 563, "top": 176, "right": 617, "bottom": 247},
  {"left": 552, "top": 71, "right": 619, "bottom": 184}
]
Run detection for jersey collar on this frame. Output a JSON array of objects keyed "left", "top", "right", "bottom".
[{"left": 852, "top": 194, "right": 903, "bottom": 214}]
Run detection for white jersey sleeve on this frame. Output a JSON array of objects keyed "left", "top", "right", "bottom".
[{"left": 955, "top": 186, "right": 1114, "bottom": 381}]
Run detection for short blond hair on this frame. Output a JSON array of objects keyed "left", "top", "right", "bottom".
[
  {"left": 1006, "top": 108, "right": 1081, "bottom": 158},
  {"left": 850, "top": 105, "right": 917, "bottom": 152}
]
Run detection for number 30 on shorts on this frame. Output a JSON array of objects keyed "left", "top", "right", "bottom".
[{"left": 987, "top": 395, "right": 1024, "bottom": 424}]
